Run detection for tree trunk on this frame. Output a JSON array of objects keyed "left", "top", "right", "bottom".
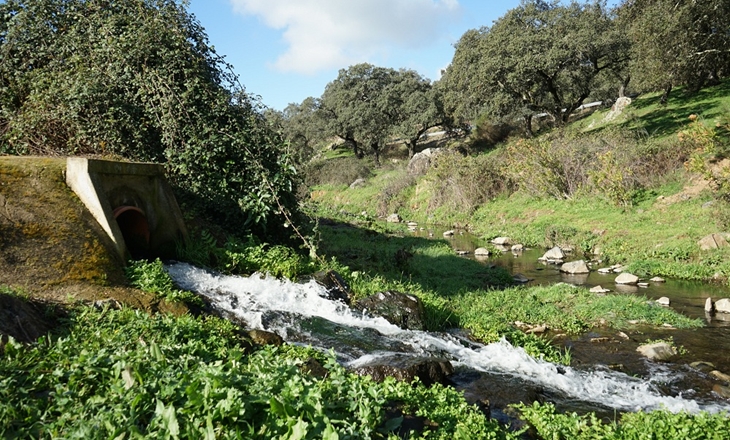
[
  {"left": 406, "top": 139, "right": 417, "bottom": 158},
  {"left": 618, "top": 75, "right": 631, "bottom": 98},
  {"left": 371, "top": 142, "right": 381, "bottom": 166},
  {"left": 660, "top": 84, "right": 673, "bottom": 105},
  {"left": 524, "top": 115, "right": 533, "bottom": 138}
]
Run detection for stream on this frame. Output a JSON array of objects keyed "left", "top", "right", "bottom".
[{"left": 166, "top": 224, "right": 730, "bottom": 419}]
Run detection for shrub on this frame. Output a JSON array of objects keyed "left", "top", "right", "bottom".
[
  {"left": 302, "top": 156, "right": 372, "bottom": 188},
  {"left": 426, "top": 150, "right": 511, "bottom": 213},
  {"left": 376, "top": 171, "right": 417, "bottom": 217}
]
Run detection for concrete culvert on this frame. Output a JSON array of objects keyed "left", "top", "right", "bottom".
[{"left": 113, "top": 206, "right": 150, "bottom": 259}]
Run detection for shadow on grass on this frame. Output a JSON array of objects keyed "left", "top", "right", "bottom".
[{"left": 317, "top": 219, "right": 513, "bottom": 298}]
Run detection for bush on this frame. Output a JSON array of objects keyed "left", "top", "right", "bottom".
[
  {"left": 302, "top": 156, "right": 372, "bottom": 188},
  {"left": 426, "top": 150, "right": 511, "bottom": 214},
  {"left": 376, "top": 171, "right": 417, "bottom": 217}
]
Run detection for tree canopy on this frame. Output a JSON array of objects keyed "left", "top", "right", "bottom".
[
  {"left": 441, "top": 0, "right": 628, "bottom": 135},
  {"left": 0, "top": 0, "right": 297, "bottom": 234}
]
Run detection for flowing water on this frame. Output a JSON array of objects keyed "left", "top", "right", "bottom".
[{"left": 166, "top": 258, "right": 730, "bottom": 417}]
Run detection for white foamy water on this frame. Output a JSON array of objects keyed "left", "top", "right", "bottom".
[{"left": 166, "top": 262, "right": 730, "bottom": 414}]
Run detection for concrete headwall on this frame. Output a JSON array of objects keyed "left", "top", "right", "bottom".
[{"left": 65, "top": 158, "right": 187, "bottom": 261}]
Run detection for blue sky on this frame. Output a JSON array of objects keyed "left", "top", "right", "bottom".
[{"left": 187, "top": 0, "right": 524, "bottom": 110}]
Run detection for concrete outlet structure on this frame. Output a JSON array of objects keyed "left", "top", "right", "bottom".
[{"left": 66, "top": 158, "right": 188, "bottom": 261}]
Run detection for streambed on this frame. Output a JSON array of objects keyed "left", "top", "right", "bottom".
[{"left": 414, "top": 226, "right": 730, "bottom": 412}]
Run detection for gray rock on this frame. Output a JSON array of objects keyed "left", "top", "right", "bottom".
[
  {"left": 352, "top": 354, "right": 453, "bottom": 386},
  {"left": 312, "top": 270, "right": 352, "bottom": 305},
  {"left": 590, "top": 285, "right": 611, "bottom": 293},
  {"left": 511, "top": 244, "right": 525, "bottom": 252},
  {"left": 715, "top": 298, "right": 730, "bottom": 314},
  {"left": 638, "top": 282, "right": 650, "bottom": 288},
  {"left": 636, "top": 342, "right": 677, "bottom": 361},
  {"left": 513, "top": 273, "right": 531, "bottom": 283},
  {"left": 386, "top": 213, "right": 402, "bottom": 223},
  {"left": 407, "top": 148, "right": 443, "bottom": 175},
  {"left": 698, "top": 233, "right": 730, "bottom": 251},
  {"left": 650, "top": 277, "right": 666, "bottom": 283},
  {"left": 248, "top": 329, "right": 283, "bottom": 346},
  {"left": 560, "top": 260, "right": 590, "bottom": 274},
  {"left": 474, "top": 247, "right": 490, "bottom": 256},
  {"left": 597, "top": 267, "right": 612, "bottom": 274},
  {"left": 491, "top": 236, "right": 511, "bottom": 245},
  {"left": 443, "top": 230, "right": 455, "bottom": 237},
  {"left": 540, "top": 246, "right": 565, "bottom": 261},
  {"left": 349, "top": 178, "right": 367, "bottom": 189},
  {"left": 615, "top": 272, "right": 639, "bottom": 285},
  {"left": 656, "top": 297, "right": 670, "bottom": 306},
  {"left": 706, "top": 297, "right": 715, "bottom": 313},
  {"left": 354, "top": 291, "right": 426, "bottom": 331}
]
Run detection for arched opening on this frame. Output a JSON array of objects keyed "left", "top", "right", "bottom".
[{"left": 113, "top": 206, "right": 150, "bottom": 259}]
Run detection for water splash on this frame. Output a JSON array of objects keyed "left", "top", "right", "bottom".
[{"left": 166, "top": 262, "right": 730, "bottom": 414}]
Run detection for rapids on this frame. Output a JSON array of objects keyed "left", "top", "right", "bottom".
[{"left": 166, "top": 262, "right": 730, "bottom": 414}]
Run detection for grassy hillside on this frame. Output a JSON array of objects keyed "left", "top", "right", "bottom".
[{"left": 306, "top": 81, "right": 730, "bottom": 283}]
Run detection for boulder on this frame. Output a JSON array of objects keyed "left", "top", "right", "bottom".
[
  {"left": 407, "top": 148, "right": 443, "bottom": 175},
  {"left": 349, "top": 178, "right": 367, "bottom": 189},
  {"left": 560, "top": 260, "right": 590, "bottom": 274},
  {"left": 386, "top": 213, "right": 402, "bottom": 223},
  {"left": 539, "top": 246, "right": 565, "bottom": 261},
  {"left": 715, "top": 298, "right": 730, "bottom": 314},
  {"left": 636, "top": 342, "right": 677, "bottom": 361},
  {"left": 710, "top": 370, "right": 730, "bottom": 383},
  {"left": 590, "top": 285, "right": 611, "bottom": 294},
  {"left": 615, "top": 273, "right": 639, "bottom": 285},
  {"left": 698, "top": 233, "right": 730, "bottom": 251},
  {"left": 443, "top": 230, "right": 455, "bottom": 237},
  {"left": 604, "top": 96, "right": 632, "bottom": 122},
  {"left": 248, "top": 329, "right": 283, "bottom": 346},
  {"left": 474, "top": 247, "right": 490, "bottom": 257},
  {"left": 354, "top": 291, "right": 426, "bottom": 331},
  {"left": 706, "top": 297, "right": 715, "bottom": 313},
  {"left": 597, "top": 268, "right": 612, "bottom": 274},
  {"left": 513, "top": 273, "right": 531, "bottom": 283},
  {"left": 511, "top": 244, "right": 525, "bottom": 252},
  {"left": 656, "top": 297, "right": 670, "bottom": 306},
  {"left": 650, "top": 277, "right": 666, "bottom": 283},
  {"left": 352, "top": 354, "right": 454, "bottom": 386},
  {"left": 491, "top": 236, "right": 511, "bottom": 245},
  {"left": 312, "top": 270, "right": 352, "bottom": 305}
]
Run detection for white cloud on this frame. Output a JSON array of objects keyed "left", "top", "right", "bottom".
[{"left": 230, "top": 0, "right": 462, "bottom": 75}]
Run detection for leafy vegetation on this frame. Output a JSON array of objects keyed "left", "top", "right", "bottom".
[
  {"left": 518, "top": 402, "right": 730, "bottom": 440},
  {"left": 125, "top": 258, "right": 204, "bottom": 307},
  {"left": 0, "top": 307, "right": 517, "bottom": 439},
  {"left": 0, "top": 0, "right": 298, "bottom": 236}
]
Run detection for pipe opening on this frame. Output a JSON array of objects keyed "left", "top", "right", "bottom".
[{"left": 113, "top": 206, "right": 150, "bottom": 260}]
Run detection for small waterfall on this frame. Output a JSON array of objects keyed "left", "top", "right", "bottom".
[{"left": 166, "top": 262, "right": 730, "bottom": 414}]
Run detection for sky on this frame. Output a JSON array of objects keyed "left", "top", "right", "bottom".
[{"left": 187, "top": 0, "right": 524, "bottom": 111}]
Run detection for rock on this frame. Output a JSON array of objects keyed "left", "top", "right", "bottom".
[
  {"left": 539, "top": 246, "right": 565, "bottom": 261},
  {"left": 407, "top": 221, "right": 418, "bottom": 228},
  {"left": 712, "top": 384, "right": 730, "bottom": 399},
  {"left": 706, "top": 297, "right": 715, "bottom": 313},
  {"left": 698, "top": 233, "right": 730, "bottom": 251},
  {"left": 650, "top": 277, "right": 666, "bottom": 283},
  {"left": 560, "top": 260, "right": 590, "bottom": 274},
  {"left": 312, "top": 270, "right": 352, "bottom": 305},
  {"left": 513, "top": 273, "right": 531, "bottom": 283},
  {"left": 656, "top": 297, "right": 670, "bottom": 306},
  {"left": 407, "top": 148, "right": 443, "bottom": 175},
  {"left": 636, "top": 342, "right": 677, "bottom": 361},
  {"left": 590, "top": 337, "right": 611, "bottom": 343},
  {"left": 455, "top": 250, "right": 469, "bottom": 256},
  {"left": 491, "top": 236, "right": 511, "bottom": 246},
  {"left": 511, "top": 244, "right": 524, "bottom": 252},
  {"left": 637, "top": 282, "right": 649, "bottom": 288},
  {"left": 353, "top": 291, "right": 426, "bottom": 331},
  {"left": 612, "top": 265, "right": 625, "bottom": 273},
  {"left": 474, "top": 247, "right": 490, "bottom": 256},
  {"left": 617, "top": 331, "right": 629, "bottom": 340},
  {"left": 525, "top": 324, "right": 548, "bottom": 334},
  {"left": 443, "top": 230, "right": 455, "bottom": 237},
  {"left": 590, "top": 285, "right": 611, "bottom": 293},
  {"left": 710, "top": 370, "right": 730, "bottom": 383},
  {"left": 597, "top": 267, "right": 612, "bottom": 274},
  {"left": 604, "top": 96, "right": 632, "bottom": 121},
  {"left": 248, "top": 329, "right": 283, "bottom": 346},
  {"left": 386, "top": 213, "right": 402, "bottom": 223},
  {"left": 715, "top": 298, "right": 730, "bottom": 314},
  {"left": 615, "top": 272, "right": 639, "bottom": 285},
  {"left": 352, "top": 354, "right": 454, "bottom": 386},
  {"left": 349, "top": 178, "right": 367, "bottom": 189},
  {"left": 690, "top": 361, "right": 716, "bottom": 373}
]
